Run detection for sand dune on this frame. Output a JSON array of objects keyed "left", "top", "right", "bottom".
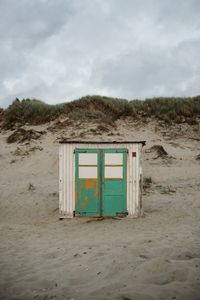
[{"left": 0, "top": 120, "right": 200, "bottom": 300}]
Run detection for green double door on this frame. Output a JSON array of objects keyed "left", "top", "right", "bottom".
[{"left": 75, "top": 149, "right": 127, "bottom": 217}]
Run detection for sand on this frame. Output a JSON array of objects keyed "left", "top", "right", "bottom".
[{"left": 0, "top": 119, "right": 200, "bottom": 300}]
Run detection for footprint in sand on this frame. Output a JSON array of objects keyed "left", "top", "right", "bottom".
[{"left": 148, "top": 269, "right": 188, "bottom": 285}]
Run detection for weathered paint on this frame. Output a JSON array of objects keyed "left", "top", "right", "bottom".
[
  {"left": 75, "top": 149, "right": 127, "bottom": 217},
  {"left": 102, "top": 149, "right": 127, "bottom": 216},
  {"left": 59, "top": 142, "right": 144, "bottom": 218},
  {"left": 75, "top": 149, "right": 100, "bottom": 216}
]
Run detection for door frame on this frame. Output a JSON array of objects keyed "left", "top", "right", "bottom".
[{"left": 75, "top": 148, "right": 127, "bottom": 217}]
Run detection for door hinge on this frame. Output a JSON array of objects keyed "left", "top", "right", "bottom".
[{"left": 116, "top": 211, "right": 128, "bottom": 216}]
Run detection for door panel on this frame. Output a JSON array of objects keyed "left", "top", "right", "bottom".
[
  {"left": 78, "top": 166, "right": 98, "bottom": 178},
  {"left": 75, "top": 150, "right": 100, "bottom": 216},
  {"left": 104, "top": 166, "right": 123, "bottom": 178},
  {"left": 75, "top": 149, "right": 127, "bottom": 217},
  {"left": 104, "top": 179, "right": 124, "bottom": 192},
  {"left": 103, "top": 195, "right": 125, "bottom": 216},
  {"left": 79, "top": 153, "right": 98, "bottom": 165},
  {"left": 105, "top": 153, "right": 123, "bottom": 165},
  {"left": 102, "top": 150, "right": 127, "bottom": 217}
]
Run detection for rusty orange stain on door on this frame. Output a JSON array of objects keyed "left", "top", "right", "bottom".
[
  {"left": 85, "top": 179, "right": 95, "bottom": 188},
  {"left": 85, "top": 179, "right": 99, "bottom": 197}
]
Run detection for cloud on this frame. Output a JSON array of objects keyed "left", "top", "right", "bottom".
[{"left": 0, "top": 0, "right": 200, "bottom": 107}]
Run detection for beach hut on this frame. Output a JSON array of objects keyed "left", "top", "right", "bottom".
[{"left": 59, "top": 140, "right": 146, "bottom": 218}]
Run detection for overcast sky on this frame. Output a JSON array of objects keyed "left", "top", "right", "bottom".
[{"left": 0, "top": 0, "right": 200, "bottom": 108}]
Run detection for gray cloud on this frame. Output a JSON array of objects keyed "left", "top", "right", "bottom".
[{"left": 0, "top": 0, "right": 200, "bottom": 108}]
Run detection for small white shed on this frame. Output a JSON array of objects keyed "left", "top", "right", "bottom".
[{"left": 59, "top": 140, "right": 145, "bottom": 218}]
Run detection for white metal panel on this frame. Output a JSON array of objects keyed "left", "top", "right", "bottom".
[
  {"left": 105, "top": 153, "right": 123, "bottom": 165},
  {"left": 59, "top": 144, "right": 64, "bottom": 212},
  {"left": 133, "top": 144, "right": 137, "bottom": 216},
  {"left": 66, "top": 144, "right": 69, "bottom": 214},
  {"left": 72, "top": 144, "right": 76, "bottom": 212},
  {"left": 63, "top": 144, "right": 67, "bottom": 213},
  {"left": 69, "top": 144, "right": 74, "bottom": 215},
  {"left": 105, "top": 166, "right": 123, "bottom": 178},
  {"left": 129, "top": 144, "right": 134, "bottom": 216},
  {"left": 79, "top": 153, "right": 97, "bottom": 165},
  {"left": 79, "top": 166, "right": 97, "bottom": 178},
  {"left": 59, "top": 143, "right": 74, "bottom": 218},
  {"left": 135, "top": 144, "right": 139, "bottom": 216},
  {"left": 126, "top": 145, "right": 130, "bottom": 217},
  {"left": 139, "top": 143, "right": 143, "bottom": 216}
]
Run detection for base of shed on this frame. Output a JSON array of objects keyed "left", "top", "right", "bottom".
[
  {"left": 59, "top": 212, "right": 74, "bottom": 219},
  {"left": 59, "top": 210, "right": 144, "bottom": 219}
]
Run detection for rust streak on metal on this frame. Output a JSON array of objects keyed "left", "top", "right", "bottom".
[
  {"left": 85, "top": 179, "right": 95, "bottom": 189},
  {"left": 84, "top": 179, "right": 99, "bottom": 198}
]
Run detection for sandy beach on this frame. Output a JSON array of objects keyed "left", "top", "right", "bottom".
[{"left": 0, "top": 119, "right": 200, "bottom": 300}]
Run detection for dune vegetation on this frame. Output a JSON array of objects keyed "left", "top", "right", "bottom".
[{"left": 1, "top": 95, "right": 200, "bottom": 129}]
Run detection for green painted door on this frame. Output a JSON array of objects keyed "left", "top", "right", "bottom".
[
  {"left": 102, "top": 149, "right": 127, "bottom": 216},
  {"left": 75, "top": 149, "right": 100, "bottom": 216},
  {"left": 75, "top": 149, "right": 127, "bottom": 217}
]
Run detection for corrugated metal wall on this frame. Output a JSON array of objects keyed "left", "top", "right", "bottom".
[{"left": 59, "top": 143, "right": 143, "bottom": 218}]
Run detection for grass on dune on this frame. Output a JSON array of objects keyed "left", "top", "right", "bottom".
[{"left": 1, "top": 95, "right": 200, "bottom": 128}]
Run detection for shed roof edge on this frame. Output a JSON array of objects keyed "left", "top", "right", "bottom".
[{"left": 59, "top": 140, "right": 146, "bottom": 146}]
